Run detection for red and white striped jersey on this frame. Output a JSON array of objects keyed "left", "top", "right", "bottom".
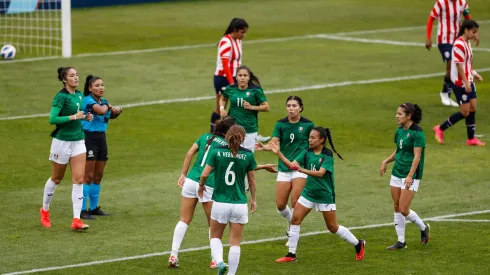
[
  {"left": 430, "top": 0, "right": 469, "bottom": 44},
  {"left": 451, "top": 36, "right": 473, "bottom": 87},
  {"left": 215, "top": 35, "right": 242, "bottom": 77}
]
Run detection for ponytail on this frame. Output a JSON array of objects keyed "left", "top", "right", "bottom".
[
  {"left": 325, "top": 128, "right": 343, "bottom": 160},
  {"left": 314, "top": 127, "right": 343, "bottom": 160},
  {"left": 225, "top": 125, "right": 245, "bottom": 156},
  {"left": 57, "top": 66, "right": 75, "bottom": 87},
  {"left": 83, "top": 75, "right": 102, "bottom": 97}
]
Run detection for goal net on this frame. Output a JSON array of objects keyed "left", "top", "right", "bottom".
[{"left": 0, "top": 0, "right": 71, "bottom": 58}]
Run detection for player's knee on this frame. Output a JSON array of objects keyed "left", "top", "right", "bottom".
[
  {"left": 393, "top": 204, "right": 400, "bottom": 212},
  {"left": 276, "top": 202, "right": 287, "bottom": 211},
  {"left": 93, "top": 173, "right": 104, "bottom": 183},
  {"left": 326, "top": 222, "right": 339, "bottom": 233},
  {"left": 51, "top": 177, "right": 63, "bottom": 184},
  {"left": 400, "top": 208, "right": 410, "bottom": 217},
  {"left": 179, "top": 217, "right": 192, "bottom": 225},
  {"left": 290, "top": 199, "right": 298, "bottom": 209},
  {"left": 460, "top": 110, "right": 470, "bottom": 117},
  {"left": 73, "top": 177, "right": 84, "bottom": 185}
]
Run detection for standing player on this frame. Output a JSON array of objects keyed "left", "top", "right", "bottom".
[
  {"left": 212, "top": 18, "right": 270, "bottom": 142},
  {"left": 256, "top": 96, "right": 314, "bottom": 237},
  {"left": 80, "top": 75, "right": 123, "bottom": 220},
  {"left": 219, "top": 65, "right": 269, "bottom": 152},
  {"left": 380, "top": 103, "right": 430, "bottom": 250},
  {"left": 40, "top": 67, "right": 94, "bottom": 231},
  {"left": 426, "top": 0, "right": 477, "bottom": 107},
  {"left": 433, "top": 20, "right": 484, "bottom": 146},
  {"left": 198, "top": 125, "right": 257, "bottom": 275},
  {"left": 270, "top": 127, "right": 365, "bottom": 262}
]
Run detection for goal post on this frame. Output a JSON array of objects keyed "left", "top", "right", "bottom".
[{"left": 0, "top": 0, "right": 72, "bottom": 58}]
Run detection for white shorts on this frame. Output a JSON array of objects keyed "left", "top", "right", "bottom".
[
  {"left": 241, "top": 132, "right": 257, "bottom": 152},
  {"left": 389, "top": 175, "right": 420, "bottom": 192},
  {"left": 211, "top": 201, "right": 248, "bottom": 224},
  {"left": 276, "top": 171, "right": 308, "bottom": 182},
  {"left": 298, "top": 196, "right": 336, "bottom": 212},
  {"left": 181, "top": 178, "right": 214, "bottom": 203},
  {"left": 49, "top": 138, "right": 86, "bottom": 165}
]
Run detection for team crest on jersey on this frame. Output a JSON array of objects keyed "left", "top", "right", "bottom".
[
  {"left": 52, "top": 154, "right": 59, "bottom": 159},
  {"left": 246, "top": 92, "right": 250, "bottom": 97},
  {"left": 407, "top": 133, "right": 410, "bottom": 138},
  {"left": 319, "top": 158, "right": 322, "bottom": 163},
  {"left": 462, "top": 94, "right": 468, "bottom": 101},
  {"left": 299, "top": 127, "right": 303, "bottom": 132},
  {"left": 79, "top": 96, "right": 82, "bottom": 100}
]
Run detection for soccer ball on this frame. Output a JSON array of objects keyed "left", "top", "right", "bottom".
[{"left": 1, "top": 44, "right": 16, "bottom": 60}]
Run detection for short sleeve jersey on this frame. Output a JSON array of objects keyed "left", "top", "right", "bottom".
[
  {"left": 272, "top": 117, "right": 315, "bottom": 172},
  {"left": 50, "top": 89, "right": 85, "bottom": 141},
  {"left": 392, "top": 124, "right": 426, "bottom": 179},
  {"left": 187, "top": 134, "right": 228, "bottom": 188},
  {"left": 207, "top": 146, "right": 257, "bottom": 204},
  {"left": 82, "top": 95, "right": 112, "bottom": 132},
  {"left": 222, "top": 85, "right": 267, "bottom": 133},
  {"left": 295, "top": 147, "right": 335, "bottom": 204}
]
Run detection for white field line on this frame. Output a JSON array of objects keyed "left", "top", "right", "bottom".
[
  {"left": 431, "top": 218, "right": 490, "bottom": 222},
  {"left": 2, "top": 20, "right": 490, "bottom": 65},
  {"left": 3, "top": 209, "right": 489, "bottom": 275},
  {"left": 315, "top": 34, "right": 490, "bottom": 52},
  {"left": 2, "top": 67, "right": 490, "bottom": 121}
]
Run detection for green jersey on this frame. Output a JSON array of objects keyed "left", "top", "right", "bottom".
[
  {"left": 50, "top": 89, "right": 85, "bottom": 141},
  {"left": 296, "top": 147, "right": 335, "bottom": 204},
  {"left": 392, "top": 124, "right": 426, "bottom": 179},
  {"left": 206, "top": 145, "right": 257, "bottom": 204},
  {"left": 272, "top": 117, "right": 315, "bottom": 172},
  {"left": 187, "top": 134, "right": 228, "bottom": 188},
  {"left": 222, "top": 85, "right": 267, "bottom": 133}
]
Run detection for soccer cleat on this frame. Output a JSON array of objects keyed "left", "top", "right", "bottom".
[
  {"left": 466, "top": 138, "right": 485, "bottom": 146},
  {"left": 355, "top": 240, "right": 366, "bottom": 261},
  {"left": 40, "top": 208, "right": 51, "bottom": 228},
  {"left": 433, "top": 125, "right": 444, "bottom": 144},
  {"left": 256, "top": 135, "right": 271, "bottom": 143},
  {"left": 440, "top": 92, "right": 457, "bottom": 107},
  {"left": 209, "top": 261, "right": 218, "bottom": 269},
  {"left": 448, "top": 98, "right": 459, "bottom": 107},
  {"left": 168, "top": 255, "right": 179, "bottom": 268},
  {"left": 386, "top": 241, "right": 407, "bottom": 250},
  {"left": 217, "top": 262, "right": 228, "bottom": 275},
  {"left": 71, "top": 218, "right": 89, "bottom": 231},
  {"left": 89, "top": 206, "right": 109, "bottom": 216},
  {"left": 276, "top": 252, "right": 297, "bottom": 263},
  {"left": 421, "top": 223, "right": 431, "bottom": 245},
  {"left": 80, "top": 210, "right": 95, "bottom": 220}
]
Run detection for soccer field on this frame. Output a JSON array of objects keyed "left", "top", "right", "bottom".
[{"left": 0, "top": 0, "right": 489, "bottom": 274}]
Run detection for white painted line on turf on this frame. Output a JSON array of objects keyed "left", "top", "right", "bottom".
[
  {"left": 3, "top": 209, "right": 489, "bottom": 275},
  {"left": 3, "top": 20, "right": 490, "bottom": 65},
  {"left": 2, "top": 67, "right": 490, "bottom": 121},
  {"left": 315, "top": 35, "right": 490, "bottom": 52},
  {"left": 430, "top": 218, "right": 490, "bottom": 222}
]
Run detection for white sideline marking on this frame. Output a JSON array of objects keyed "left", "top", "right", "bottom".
[
  {"left": 2, "top": 67, "right": 490, "bottom": 121},
  {"left": 3, "top": 20, "right": 489, "bottom": 65},
  {"left": 3, "top": 209, "right": 489, "bottom": 275},
  {"left": 315, "top": 35, "right": 490, "bottom": 52},
  {"left": 431, "top": 218, "right": 490, "bottom": 223}
]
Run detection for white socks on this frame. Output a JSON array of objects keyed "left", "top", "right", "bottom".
[
  {"left": 288, "top": 225, "right": 301, "bottom": 254},
  {"left": 42, "top": 178, "right": 57, "bottom": 211},
  {"left": 228, "top": 246, "right": 240, "bottom": 275},
  {"left": 72, "top": 184, "right": 83, "bottom": 219},
  {"left": 278, "top": 206, "right": 292, "bottom": 222},
  {"left": 210, "top": 238, "right": 224, "bottom": 264},
  {"left": 406, "top": 209, "right": 426, "bottom": 231},
  {"left": 171, "top": 221, "right": 189, "bottom": 257},
  {"left": 394, "top": 212, "right": 406, "bottom": 243},
  {"left": 335, "top": 225, "right": 359, "bottom": 246}
]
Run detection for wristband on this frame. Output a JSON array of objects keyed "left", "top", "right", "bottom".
[
  {"left": 220, "top": 106, "right": 225, "bottom": 110},
  {"left": 71, "top": 115, "right": 76, "bottom": 120}
]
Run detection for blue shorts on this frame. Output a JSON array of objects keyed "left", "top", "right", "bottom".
[
  {"left": 213, "top": 75, "right": 235, "bottom": 95},
  {"left": 452, "top": 82, "right": 476, "bottom": 105},
  {"left": 438, "top": 44, "right": 453, "bottom": 62}
]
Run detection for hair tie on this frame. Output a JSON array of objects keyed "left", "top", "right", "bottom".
[{"left": 403, "top": 103, "right": 415, "bottom": 115}]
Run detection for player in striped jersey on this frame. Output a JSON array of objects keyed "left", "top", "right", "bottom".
[
  {"left": 433, "top": 20, "right": 484, "bottom": 146},
  {"left": 426, "top": 0, "right": 477, "bottom": 107}
]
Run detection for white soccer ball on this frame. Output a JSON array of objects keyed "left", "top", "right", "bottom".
[{"left": 1, "top": 44, "right": 16, "bottom": 60}]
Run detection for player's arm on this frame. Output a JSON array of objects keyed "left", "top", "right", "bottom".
[
  {"left": 219, "top": 92, "right": 229, "bottom": 117},
  {"left": 49, "top": 106, "right": 85, "bottom": 125},
  {"left": 255, "top": 137, "right": 279, "bottom": 151},
  {"left": 380, "top": 149, "right": 396, "bottom": 176},
  {"left": 247, "top": 170, "right": 257, "bottom": 213},
  {"left": 298, "top": 167, "right": 327, "bottom": 178},
  {"left": 221, "top": 58, "right": 235, "bottom": 85},
  {"left": 268, "top": 142, "right": 299, "bottom": 169},
  {"left": 109, "top": 107, "right": 122, "bottom": 119},
  {"left": 244, "top": 101, "right": 269, "bottom": 112},
  {"left": 456, "top": 63, "right": 472, "bottom": 92},
  {"left": 199, "top": 164, "right": 213, "bottom": 186},
  {"left": 404, "top": 147, "right": 422, "bottom": 189},
  {"left": 89, "top": 103, "right": 110, "bottom": 116},
  {"left": 425, "top": 15, "right": 436, "bottom": 50},
  {"left": 181, "top": 144, "right": 199, "bottom": 177},
  {"left": 254, "top": 164, "right": 277, "bottom": 173}
]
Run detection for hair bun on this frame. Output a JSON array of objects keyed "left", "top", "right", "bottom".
[{"left": 86, "top": 75, "right": 94, "bottom": 82}]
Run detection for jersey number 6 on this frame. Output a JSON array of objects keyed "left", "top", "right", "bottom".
[{"left": 225, "top": 162, "right": 236, "bottom": 186}]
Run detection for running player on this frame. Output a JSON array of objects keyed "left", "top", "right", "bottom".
[
  {"left": 219, "top": 65, "right": 269, "bottom": 152},
  {"left": 256, "top": 96, "right": 314, "bottom": 237},
  {"left": 199, "top": 125, "right": 257, "bottom": 275},
  {"left": 380, "top": 103, "right": 430, "bottom": 250},
  {"left": 168, "top": 118, "right": 275, "bottom": 269},
  {"left": 80, "top": 75, "right": 123, "bottom": 220},
  {"left": 40, "top": 67, "right": 94, "bottom": 231},
  {"left": 271, "top": 127, "right": 365, "bottom": 262},
  {"left": 426, "top": 0, "right": 476, "bottom": 107},
  {"left": 433, "top": 20, "right": 484, "bottom": 146},
  {"left": 212, "top": 18, "right": 270, "bottom": 142}
]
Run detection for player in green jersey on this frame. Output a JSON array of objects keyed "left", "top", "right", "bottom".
[
  {"left": 380, "top": 103, "right": 430, "bottom": 250},
  {"left": 219, "top": 65, "right": 269, "bottom": 152},
  {"left": 271, "top": 127, "right": 366, "bottom": 262},
  {"left": 40, "top": 67, "right": 94, "bottom": 231},
  {"left": 169, "top": 119, "right": 275, "bottom": 269},
  {"left": 199, "top": 125, "right": 257, "bottom": 275},
  {"left": 256, "top": 96, "right": 314, "bottom": 238}
]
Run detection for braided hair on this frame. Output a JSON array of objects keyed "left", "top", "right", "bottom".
[{"left": 314, "top": 127, "right": 343, "bottom": 160}]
